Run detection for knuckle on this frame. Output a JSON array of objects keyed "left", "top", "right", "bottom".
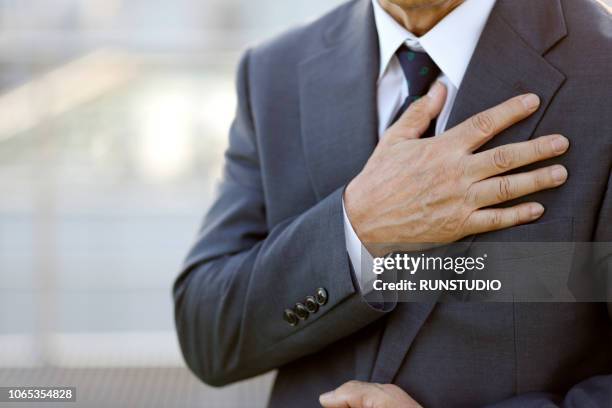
[
  {"left": 533, "top": 139, "right": 547, "bottom": 158},
  {"left": 412, "top": 97, "right": 435, "bottom": 119},
  {"left": 408, "top": 99, "right": 427, "bottom": 115},
  {"left": 361, "top": 396, "right": 377, "bottom": 408},
  {"left": 492, "top": 148, "right": 514, "bottom": 170},
  {"left": 465, "top": 185, "right": 478, "bottom": 206},
  {"left": 335, "top": 381, "right": 353, "bottom": 394},
  {"left": 489, "top": 210, "right": 503, "bottom": 227},
  {"left": 404, "top": 128, "right": 420, "bottom": 139},
  {"left": 415, "top": 115, "right": 431, "bottom": 129},
  {"left": 400, "top": 117, "right": 427, "bottom": 135},
  {"left": 471, "top": 112, "right": 496, "bottom": 136},
  {"left": 381, "top": 384, "right": 400, "bottom": 393},
  {"left": 512, "top": 206, "right": 531, "bottom": 225},
  {"left": 532, "top": 171, "right": 546, "bottom": 189},
  {"left": 497, "top": 176, "right": 513, "bottom": 201},
  {"left": 457, "top": 160, "right": 470, "bottom": 182},
  {"left": 388, "top": 126, "right": 418, "bottom": 142},
  {"left": 513, "top": 208, "right": 523, "bottom": 225}
]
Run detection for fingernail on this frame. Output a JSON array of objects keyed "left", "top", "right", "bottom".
[
  {"left": 319, "top": 392, "right": 334, "bottom": 404},
  {"left": 521, "top": 93, "right": 540, "bottom": 111},
  {"left": 552, "top": 165, "right": 568, "bottom": 183},
  {"left": 551, "top": 135, "right": 569, "bottom": 153},
  {"left": 531, "top": 204, "right": 545, "bottom": 218},
  {"left": 427, "top": 81, "right": 444, "bottom": 98}
]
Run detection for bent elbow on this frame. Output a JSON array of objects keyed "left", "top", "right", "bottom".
[
  {"left": 176, "top": 332, "right": 252, "bottom": 388},
  {"left": 173, "top": 281, "right": 242, "bottom": 388},
  {"left": 180, "top": 350, "right": 234, "bottom": 388}
]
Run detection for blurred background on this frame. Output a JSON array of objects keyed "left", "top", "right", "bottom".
[
  {"left": 0, "top": 1, "right": 610, "bottom": 407},
  {"left": 0, "top": 0, "right": 344, "bottom": 407}
]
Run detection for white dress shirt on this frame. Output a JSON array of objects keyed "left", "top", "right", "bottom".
[{"left": 343, "top": 0, "right": 496, "bottom": 292}]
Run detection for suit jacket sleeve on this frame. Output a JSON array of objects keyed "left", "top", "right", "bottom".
[{"left": 172, "top": 50, "right": 391, "bottom": 387}]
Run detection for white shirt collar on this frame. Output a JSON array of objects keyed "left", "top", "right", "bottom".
[{"left": 371, "top": 0, "right": 496, "bottom": 87}]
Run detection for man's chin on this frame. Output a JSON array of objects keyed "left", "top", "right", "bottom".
[{"left": 383, "top": 0, "right": 456, "bottom": 10}]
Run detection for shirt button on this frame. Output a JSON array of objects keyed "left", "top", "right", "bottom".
[
  {"left": 283, "top": 309, "right": 299, "bottom": 326},
  {"left": 315, "top": 288, "right": 328, "bottom": 306},
  {"left": 304, "top": 296, "right": 319, "bottom": 313},
  {"left": 294, "top": 303, "right": 310, "bottom": 320}
]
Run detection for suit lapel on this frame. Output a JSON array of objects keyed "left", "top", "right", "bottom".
[
  {"left": 446, "top": 0, "right": 566, "bottom": 141},
  {"left": 446, "top": 0, "right": 566, "bottom": 256},
  {"left": 298, "top": 0, "right": 379, "bottom": 200},
  {"left": 370, "top": 302, "right": 436, "bottom": 383},
  {"left": 369, "top": 0, "right": 567, "bottom": 384}
]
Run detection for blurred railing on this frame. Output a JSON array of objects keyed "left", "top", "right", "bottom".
[{"left": 0, "top": 0, "right": 343, "bottom": 406}]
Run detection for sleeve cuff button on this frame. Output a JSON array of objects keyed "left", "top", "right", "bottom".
[
  {"left": 315, "top": 287, "right": 328, "bottom": 305},
  {"left": 283, "top": 309, "right": 299, "bottom": 326}
]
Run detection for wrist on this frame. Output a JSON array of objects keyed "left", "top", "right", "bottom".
[{"left": 344, "top": 177, "right": 372, "bottom": 243}]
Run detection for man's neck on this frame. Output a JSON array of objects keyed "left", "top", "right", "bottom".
[{"left": 378, "top": 0, "right": 464, "bottom": 36}]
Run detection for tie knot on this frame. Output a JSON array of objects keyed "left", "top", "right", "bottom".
[{"left": 396, "top": 45, "right": 441, "bottom": 100}]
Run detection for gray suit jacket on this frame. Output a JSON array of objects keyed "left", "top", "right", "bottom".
[{"left": 173, "top": 0, "right": 612, "bottom": 406}]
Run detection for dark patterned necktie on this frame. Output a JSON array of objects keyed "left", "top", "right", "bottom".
[{"left": 391, "top": 45, "right": 441, "bottom": 136}]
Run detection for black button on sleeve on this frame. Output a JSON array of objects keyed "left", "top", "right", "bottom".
[
  {"left": 304, "top": 296, "right": 319, "bottom": 313},
  {"left": 294, "top": 303, "right": 309, "bottom": 320},
  {"left": 283, "top": 309, "right": 299, "bottom": 326},
  {"left": 315, "top": 287, "right": 328, "bottom": 306}
]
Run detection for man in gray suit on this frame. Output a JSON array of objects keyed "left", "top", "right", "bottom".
[{"left": 173, "top": 0, "right": 612, "bottom": 406}]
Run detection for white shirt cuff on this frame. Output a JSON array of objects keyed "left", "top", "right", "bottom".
[{"left": 342, "top": 198, "right": 377, "bottom": 294}]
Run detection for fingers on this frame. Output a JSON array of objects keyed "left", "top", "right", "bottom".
[
  {"left": 468, "top": 165, "right": 568, "bottom": 208},
  {"left": 387, "top": 81, "right": 447, "bottom": 142},
  {"left": 319, "top": 381, "right": 422, "bottom": 408},
  {"left": 466, "top": 134, "right": 569, "bottom": 180},
  {"left": 319, "top": 381, "right": 392, "bottom": 408},
  {"left": 464, "top": 202, "right": 545, "bottom": 236},
  {"left": 447, "top": 93, "right": 540, "bottom": 151}
]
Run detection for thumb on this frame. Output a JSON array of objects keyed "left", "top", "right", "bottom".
[{"left": 390, "top": 81, "right": 447, "bottom": 140}]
